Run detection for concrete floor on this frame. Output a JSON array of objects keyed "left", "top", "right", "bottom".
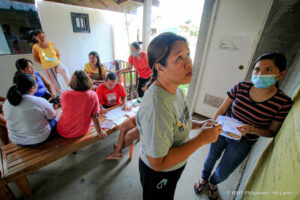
[{"left": 7, "top": 118, "right": 246, "bottom": 200}]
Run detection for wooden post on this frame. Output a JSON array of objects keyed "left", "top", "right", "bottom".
[
  {"left": 142, "top": 0, "right": 152, "bottom": 51},
  {"left": 135, "top": 71, "right": 138, "bottom": 98},
  {"left": 130, "top": 71, "right": 133, "bottom": 99},
  {"left": 15, "top": 176, "right": 32, "bottom": 198}
]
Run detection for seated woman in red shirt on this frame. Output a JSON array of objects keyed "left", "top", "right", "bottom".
[
  {"left": 96, "top": 72, "right": 129, "bottom": 114},
  {"left": 56, "top": 70, "right": 107, "bottom": 139}
]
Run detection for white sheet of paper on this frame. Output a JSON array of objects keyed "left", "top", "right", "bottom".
[
  {"left": 113, "top": 116, "right": 128, "bottom": 125},
  {"left": 126, "top": 106, "right": 139, "bottom": 117},
  {"left": 102, "top": 120, "right": 114, "bottom": 129},
  {"left": 216, "top": 116, "right": 243, "bottom": 139},
  {"left": 104, "top": 106, "right": 127, "bottom": 120}
]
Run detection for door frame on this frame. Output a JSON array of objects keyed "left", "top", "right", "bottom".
[{"left": 188, "top": 0, "right": 274, "bottom": 115}]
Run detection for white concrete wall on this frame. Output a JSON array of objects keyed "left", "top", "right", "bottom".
[
  {"left": 0, "top": 1, "right": 138, "bottom": 97},
  {"left": 36, "top": 0, "right": 129, "bottom": 73},
  {"left": 0, "top": 54, "right": 44, "bottom": 97},
  {"left": 281, "top": 48, "right": 300, "bottom": 97}
]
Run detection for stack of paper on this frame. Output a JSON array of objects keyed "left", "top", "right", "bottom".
[
  {"left": 102, "top": 120, "right": 114, "bottom": 129},
  {"left": 216, "top": 115, "right": 244, "bottom": 140},
  {"left": 113, "top": 116, "right": 129, "bottom": 125},
  {"left": 104, "top": 107, "right": 127, "bottom": 120}
]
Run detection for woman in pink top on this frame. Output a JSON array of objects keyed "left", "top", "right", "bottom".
[
  {"left": 56, "top": 70, "right": 107, "bottom": 139},
  {"left": 116, "top": 41, "right": 152, "bottom": 97}
]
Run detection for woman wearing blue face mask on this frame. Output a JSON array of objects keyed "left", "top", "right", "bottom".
[
  {"left": 116, "top": 41, "right": 152, "bottom": 97},
  {"left": 194, "top": 52, "right": 293, "bottom": 200}
]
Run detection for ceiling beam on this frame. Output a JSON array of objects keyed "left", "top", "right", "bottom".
[
  {"left": 10, "top": 0, "right": 34, "bottom": 4},
  {"left": 117, "top": 0, "right": 128, "bottom": 5},
  {"left": 132, "top": 0, "right": 160, "bottom": 7}
]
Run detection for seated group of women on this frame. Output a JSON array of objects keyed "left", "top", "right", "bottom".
[{"left": 1, "top": 54, "right": 134, "bottom": 148}]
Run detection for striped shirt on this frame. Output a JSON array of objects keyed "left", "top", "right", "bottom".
[{"left": 226, "top": 81, "right": 293, "bottom": 140}]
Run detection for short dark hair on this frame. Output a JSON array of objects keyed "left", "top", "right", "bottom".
[
  {"left": 15, "top": 58, "right": 32, "bottom": 71},
  {"left": 105, "top": 72, "right": 118, "bottom": 82},
  {"left": 253, "top": 52, "right": 287, "bottom": 72},
  {"left": 69, "top": 70, "right": 92, "bottom": 91},
  {"left": 131, "top": 41, "right": 143, "bottom": 50}
]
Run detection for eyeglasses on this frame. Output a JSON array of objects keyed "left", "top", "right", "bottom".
[{"left": 37, "top": 35, "right": 46, "bottom": 39}]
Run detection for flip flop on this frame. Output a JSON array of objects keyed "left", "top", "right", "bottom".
[
  {"left": 208, "top": 185, "right": 218, "bottom": 200},
  {"left": 106, "top": 154, "right": 123, "bottom": 160},
  {"left": 113, "top": 144, "right": 117, "bottom": 150},
  {"left": 194, "top": 180, "right": 207, "bottom": 194}
]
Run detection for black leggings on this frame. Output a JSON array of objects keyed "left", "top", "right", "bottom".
[
  {"left": 139, "top": 158, "right": 185, "bottom": 200},
  {"left": 41, "top": 93, "right": 60, "bottom": 105},
  {"left": 138, "top": 77, "right": 150, "bottom": 97}
]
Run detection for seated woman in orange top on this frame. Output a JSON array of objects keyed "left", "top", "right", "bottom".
[{"left": 56, "top": 70, "right": 107, "bottom": 139}]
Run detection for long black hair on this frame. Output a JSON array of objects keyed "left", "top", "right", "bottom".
[
  {"left": 146, "top": 32, "right": 186, "bottom": 87},
  {"left": 30, "top": 29, "right": 43, "bottom": 44},
  {"left": 7, "top": 73, "right": 36, "bottom": 106},
  {"left": 89, "top": 51, "right": 103, "bottom": 79}
]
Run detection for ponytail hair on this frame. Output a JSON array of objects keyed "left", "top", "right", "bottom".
[
  {"left": 145, "top": 32, "right": 186, "bottom": 89},
  {"left": 30, "top": 29, "right": 43, "bottom": 44},
  {"left": 7, "top": 73, "right": 36, "bottom": 106},
  {"left": 131, "top": 41, "right": 143, "bottom": 50}
]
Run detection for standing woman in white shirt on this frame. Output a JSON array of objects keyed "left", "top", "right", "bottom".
[{"left": 3, "top": 73, "right": 57, "bottom": 146}]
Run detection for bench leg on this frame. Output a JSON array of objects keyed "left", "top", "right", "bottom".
[
  {"left": 129, "top": 144, "right": 134, "bottom": 160},
  {"left": 0, "top": 126, "right": 9, "bottom": 145},
  {"left": 15, "top": 176, "right": 32, "bottom": 198},
  {"left": 0, "top": 184, "right": 16, "bottom": 200}
]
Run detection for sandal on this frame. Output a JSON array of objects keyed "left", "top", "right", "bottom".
[
  {"left": 208, "top": 185, "right": 218, "bottom": 200},
  {"left": 194, "top": 180, "right": 207, "bottom": 194},
  {"left": 105, "top": 154, "right": 123, "bottom": 160}
]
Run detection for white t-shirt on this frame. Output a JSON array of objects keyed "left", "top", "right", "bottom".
[{"left": 3, "top": 94, "right": 56, "bottom": 145}]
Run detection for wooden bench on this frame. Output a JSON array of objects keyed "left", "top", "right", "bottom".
[
  {"left": 0, "top": 115, "right": 119, "bottom": 200},
  {"left": 0, "top": 100, "right": 140, "bottom": 200}
]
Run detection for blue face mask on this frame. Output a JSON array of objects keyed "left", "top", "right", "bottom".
[
  {"left": 131, "top": 51, "right": 137, "bottom": 57},
  {"left": 251, "top": 74, "right": 277, "bottom": 89}
]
